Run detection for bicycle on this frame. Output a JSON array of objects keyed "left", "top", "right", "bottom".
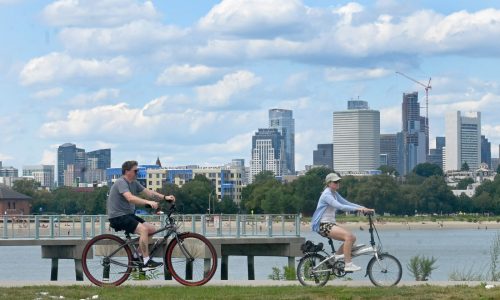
[
  {"left": 81, "top": 204, "right": 218, "bottom": 286},
  {"left": 297, "top": 212, "right": 402, "bottom": 287}
]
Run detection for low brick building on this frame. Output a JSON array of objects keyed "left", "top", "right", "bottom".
[{"left": 0, "top": 184, "right": 32, "bottom": 215}]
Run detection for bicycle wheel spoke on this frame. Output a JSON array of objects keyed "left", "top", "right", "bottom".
[
  {"left": 166, "top": 233, "right": 217, "bottom": 286},
  {"left": 82, "top": 235, "right": 132, "bottom": 286}
]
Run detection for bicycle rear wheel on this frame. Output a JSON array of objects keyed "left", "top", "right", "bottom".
[
  {"left": 165, "top": 232, "right": 217, "bottom": 286},
  {"left": 367, "top": 253, "right": 402, "bottom": 287},
  {"left": 296, "top": 253, "right": 331, "bottom": 287},
  {"left": 81, "top": 234, "right": 133, "bottom": 286}
]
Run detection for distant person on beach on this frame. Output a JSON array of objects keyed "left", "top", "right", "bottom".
[
  {"left": 311, "top": 172, "right": 374, "bottom": 272},
  {"left": 107, "top": 160, "right": 175, "bottom": 270}
]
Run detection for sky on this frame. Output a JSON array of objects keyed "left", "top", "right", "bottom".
[{"left": 1, "top": 0, "right": 500, "bottom": 172}]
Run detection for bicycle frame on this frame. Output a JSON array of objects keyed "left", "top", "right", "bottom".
[{"left": 312, "top": 213, "right": 383, "bottom": 274}]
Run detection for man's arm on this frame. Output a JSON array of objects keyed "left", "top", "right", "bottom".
[
  {"left": 122, "top": 191, "right": 159, "bottom": 209},
  {"left": 142, "top": 189, "right": 176, "bottom": 203}
]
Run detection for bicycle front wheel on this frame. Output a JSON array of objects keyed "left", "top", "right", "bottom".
[
  {"left": 165, "top": 232, "right": 217, "bottom": 286},
  {"left": 296, "top": 253, "right": 331, "bottom": 287},
  {"left": 367, "top": 253, "right": 402, "bottom": 287},
  {"left": 81, "top": 234, "right": 133, "bottom": 286}
]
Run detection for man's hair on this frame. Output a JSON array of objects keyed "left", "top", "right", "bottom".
[{"left": 121, "top": 160, "right": 138, "bottom": 175}]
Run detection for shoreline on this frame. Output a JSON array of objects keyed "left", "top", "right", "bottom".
[{"left": 300, "top": 220, "right": 500, "bottom": 231}]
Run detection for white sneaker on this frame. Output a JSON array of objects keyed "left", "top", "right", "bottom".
[
  {"left": 344, "top": 262, "right": 362, "bottom": 272},
  {"left": 334, "top": 254, "right": 344, "bottom": 260}
]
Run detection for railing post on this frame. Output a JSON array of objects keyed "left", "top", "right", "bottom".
[
  {"left": 81, "top": 216, "right": 86, "bottom": 239},
  {"left": 191, "top": 215, "right": 196, "bottom": 233},
  {"left": 281, "top": 215, "right": 285, "bottom": 235},
  {"left": 236, "top": 215, "right": 240, "bottom": 238},
  {"left": 35, "top": 215, "right": 40, "bottom": 239},
  {"left": 201, "top": 215, "right": 206, "bottom": 236},
  {"left": 267, "top": 215, "right": 272, "bottom": 237},
  {"left": 90, "top": 216, "right": 95, "bottom": 238},
  {"left": 100, "top": 215, "right": 106, "bottom": 234},
  {"left": 50, "top": 216, "right": 55, "bottom": 238},
  {"left": 3, "top": 215, "right": 8, "bottom": 239},
  {"left": 295, "top": 214, "right": 300, "bottom": 236}
]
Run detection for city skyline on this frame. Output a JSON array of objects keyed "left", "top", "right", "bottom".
[{"left": 2, "top": 1, "right": 500, "bottom": 172}]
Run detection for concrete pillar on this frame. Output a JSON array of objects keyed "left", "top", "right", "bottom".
[
  {"left": 247, "top": 255, "right": 255, "bottom": 280},
  {"left": 50, "top": 258, "right": 58, "bottom": 281},
  {"left": 221, "top": 255, "right": 228, "bottom": 280},
  {"left": 74, "top": 259, "right": 83, "bottom": 281}
]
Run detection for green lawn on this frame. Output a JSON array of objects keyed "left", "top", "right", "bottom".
[{"left": 1, "top": 285, "right": 499, "bottom": 300}]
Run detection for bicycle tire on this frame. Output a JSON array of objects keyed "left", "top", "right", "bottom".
[
  {"left": 165, "top": 232, "right": 217, "bottom": 286},
  {"left": 82, "top": 234, "right": 133, "bottom": 286},
  {"left": 367, "top": 253, "right": 402, "bottom": 287},
  {"left": 296, "top": 253, "right": 331, "bottom": 287}
]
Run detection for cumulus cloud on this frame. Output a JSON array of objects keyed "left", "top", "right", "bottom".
[
  {"left": 325, "top": 67, "right": 392, "bottom": 81},
  {"left": 31, "top": 87, "right": 63, "bottom": 99},
  {"left": 42, "top": 0, "right": 159, "bottom": 27},
  {"left": 20, "top": 53, "right": 131, "bottom": 85},
  {"left": 68, "top": 88, "right": 120, "bottom": 106},
  {"left": 156, "top": 64, "right": 218, "bottom": 86},
  {"left": 198, "top": 0, "right": 306, "bottom": 38},
  {"left": 59, "top": 20, "right": 186, "bottom": 54},
  {"left": 196, "top": 70, "right": 261, "bottom": 107},
  {"left": 0, "top": 153, "right": 13, "bottom": 160}
]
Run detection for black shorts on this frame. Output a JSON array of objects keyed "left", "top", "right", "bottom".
[
  {"left": 319, "top": 222, "right": 336, "bottom": 237},
  {"left": 109, "top": 214, "right": 145, "bottom": 234}
]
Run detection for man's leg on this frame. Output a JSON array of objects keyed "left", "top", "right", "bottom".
[{"left": 135, "top": 222, "right": 156, "bottom": 257}]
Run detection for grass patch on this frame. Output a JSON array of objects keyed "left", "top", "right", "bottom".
[{"left": 1, "top": 285, "right": 500, "bottom": 300}]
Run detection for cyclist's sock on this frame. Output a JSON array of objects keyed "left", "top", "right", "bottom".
[{"left": 143, "top": 256, "right": 150, "bottom": 264}]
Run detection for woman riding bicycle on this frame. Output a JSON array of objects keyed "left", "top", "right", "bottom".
[{"left": 311, "top": 173, "right": 374, "bottom": 272}]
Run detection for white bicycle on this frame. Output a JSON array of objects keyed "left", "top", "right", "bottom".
[{"left": 297, "top": 212, "right": 402, "bottom": 287}]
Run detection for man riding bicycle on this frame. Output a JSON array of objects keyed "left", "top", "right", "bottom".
[{"left": 107, "top": 160, "right": 175, "bottom": 270}]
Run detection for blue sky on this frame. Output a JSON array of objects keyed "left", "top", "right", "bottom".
[{"left": 1, "top": 0, "right": 500, "bottom": 172}]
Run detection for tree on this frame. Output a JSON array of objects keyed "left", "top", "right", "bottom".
[
  {"left": 417, "top": 176, "right": 456, "bottom": 214},
  {"left": 217, "top": 196, "right": 239, "bottom": 214},
  {"left": 413, "top": 163, "right": 443, "bottom": 178},
  {"left": 12, "top": 179, "right": 40, "bottom": 198},
  {"left": 179, "top": 175, "right": 213, "bottom": 213},
  {"left": 456, "top": 178, "right": 474, "bottom": 190},
  {"left": 378, "top": 165, "right": 399, "bottom": 176},
  {"left": 461, "top": 162, "right": 470, "bottom": 171}
]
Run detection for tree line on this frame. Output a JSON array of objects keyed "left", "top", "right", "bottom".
[{"left": 12, "top": 163, "right": 500, "bottom": 216}]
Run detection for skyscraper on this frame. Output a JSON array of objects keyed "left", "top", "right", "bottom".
[
  {"left": 269, "top": 109, "right": 295, "bottom": 175},
  {"left": 428, "top": 137, "right": 446, "bottom": 170},
  {"left": 445, "top": 111, "right": 481, "bottom": 171},
  {"left": 400, "top": 92, "right": 427, "bottom": 175},
  {"left": 57, "top": 143, "right": 85, "bottom": 187},
  {"left": 333, "top": 102, "right": 380, "bottom": 173},
  {"left": 380, "top": 134, "right": 398, "bottom": 170},
  {"left": 481, "top": 135, "right": 491, "bottom": 168},
  {"left": 313, "top": 144, "right": 333, "bottom": 169},
  {"left": 250, "top": 128, "right": 284, "bottom": 183}
]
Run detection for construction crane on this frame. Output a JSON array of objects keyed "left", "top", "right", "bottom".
[{"left": 396, "top": 71, "right": 432, "bottom": 153}]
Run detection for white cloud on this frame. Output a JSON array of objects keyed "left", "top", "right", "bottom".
[
  {"left": 31, "top": 87, "right": 63, "bottom": 99},
  {"left": 59, "top": 20, "right": 186, "bottom": 54},
  {"left": 156, "top": 64, "right": 218, "bottom": 86},
  {"left": 42, "top": 0, "right": 159, "bottom": 27},
  {"left": 198, "top": 0, "right": 306, "bottom": 37},
  {"left": 20, "top": 52, "right": 131, "bottom": 85},
  {"left": 40, "top": 149, "right": 56, "bottom": 165},
  {"left": 68, "top": 88, "right": 120, "bottom": 106},
  {"left": 325, "top": 67, "right": 392, "bottom": 82},
  {"left": 380, "top": 105, "right": 401, "bottom": 133},
  {"left": 196, "top": 70, "right": 261, "bottom": 107},
  {"left": 0, "top": 153, "right": 13, "bottom": 161},
  {"left": 142, "top": 95, "right": 192, "bottom": 115}
]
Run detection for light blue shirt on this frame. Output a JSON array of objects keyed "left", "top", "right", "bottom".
[{"left": 311, "top": 187, "right": 363, "bottom": 232}]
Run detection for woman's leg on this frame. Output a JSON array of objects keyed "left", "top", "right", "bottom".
[{"left": 328, "top": 225, "right": 356, "bottom": 263}]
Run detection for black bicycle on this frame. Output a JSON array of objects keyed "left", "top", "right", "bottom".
[
  {"left": 297, "top": 212, "right": 402, "bottom": 287},
  {"left": 81, "top": 204, "right": 218, "bottom": 286}
]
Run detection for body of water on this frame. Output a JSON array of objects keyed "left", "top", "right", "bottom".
[{"left": 0, "top": 227, "right": 498, "bottom": 282}]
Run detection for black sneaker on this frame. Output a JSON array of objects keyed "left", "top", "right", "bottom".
[
  {"left": 141, "top": 259, "right": 163, "bottom": 271},
  {"left": 131, "top": 256, "right": 142, "bottom": 267}
]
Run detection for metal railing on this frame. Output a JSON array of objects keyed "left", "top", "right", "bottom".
[{"left": 0, "top": 214, "right": 301, "bottom": 239}]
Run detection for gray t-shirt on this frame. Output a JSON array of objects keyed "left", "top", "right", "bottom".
[{"left": 107, "top": 177, "right": 145, "bottom": 219}]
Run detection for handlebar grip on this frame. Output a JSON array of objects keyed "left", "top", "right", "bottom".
[{"left": 145, "top": 204, "right": 152, "bottom": 208}]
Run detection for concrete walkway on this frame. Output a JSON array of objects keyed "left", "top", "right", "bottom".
[{"left": 0, "top": 280, "right": 494, "bottom": 287}]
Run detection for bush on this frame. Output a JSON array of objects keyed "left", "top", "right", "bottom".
[
  {"left": 407, "top": 255, "right": 437, "bottom": 281},
  {"left": 268, "top": 265, "right": 296, "bottom": 281}
]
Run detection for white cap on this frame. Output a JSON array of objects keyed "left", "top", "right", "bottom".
[{"left": 325, "top": 173, "right": 341, "bottom": 183}]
